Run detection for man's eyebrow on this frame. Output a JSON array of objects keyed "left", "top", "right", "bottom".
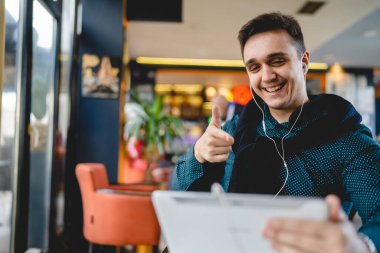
[
  {"left": 244, "top": 58, "right": 257, "bottom": 66},
  {"left": 245, "top": 52, "right": 288, "bottom": 66},
  {"left": 267, "top": 52, "right": 288, "bottom": 59}
]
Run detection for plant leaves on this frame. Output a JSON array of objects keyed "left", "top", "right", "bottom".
[{"left": 124, "top": 93, "right": 182, "bottom": 156}]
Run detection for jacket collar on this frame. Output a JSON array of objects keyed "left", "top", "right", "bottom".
[{"left": 229, "top": 94, "right": 364, "bottom": 194}]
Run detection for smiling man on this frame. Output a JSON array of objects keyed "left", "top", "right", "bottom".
[
  {"left": 174, "top": 12, "right": 380, "bottom": 253},
  {"left": 243, "top": 29, "right": 309, "bottom": 123}
]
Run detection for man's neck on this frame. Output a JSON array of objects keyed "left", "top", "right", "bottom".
[
  {"left": 268, "top": 97, "right": 309, "bottom": 123},
  {"left": 269, "top": 108, "right": 293, "bottom": 123}
]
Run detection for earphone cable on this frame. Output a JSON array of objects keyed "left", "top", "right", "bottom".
[{"left": 250, "top": 87, "right": 306, "bottom": 198}]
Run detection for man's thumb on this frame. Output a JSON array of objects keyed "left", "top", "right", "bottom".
[
  {"left": 210, "top": 105, "right": 222, "bottom": 127},
  {"left": 325, "top": 194, "right": 346, "bottom": 222}
]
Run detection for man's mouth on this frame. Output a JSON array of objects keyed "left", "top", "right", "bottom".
[{"left": 263, "top": 81, "right": 287, "bottom": 93}]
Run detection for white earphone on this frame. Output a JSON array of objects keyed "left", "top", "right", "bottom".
[
  {"left": 249, "top": 86, "right": 305, "bottom": 198},
  {"left": 303, "top": 63, "right": 308, "bottom": 74}
]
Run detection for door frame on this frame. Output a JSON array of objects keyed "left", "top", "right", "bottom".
[{"left": 10, "top": 0, "right": 62, "bottom": 252}]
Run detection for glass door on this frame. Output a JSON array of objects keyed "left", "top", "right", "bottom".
[
  {"left": 27, "top": 0, "right": 58, "bottom": 250},
  {"left": 1, "top": 0, "right": 61, "bottom": 252},
  {"left": 0, "top": 0, "right": 21, "bottom": 252}
]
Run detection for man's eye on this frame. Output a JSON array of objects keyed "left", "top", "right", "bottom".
[
  {"left": 271, "top": 59, "right": 286, "bottom": 66},
  {"left": 248, "top": 65, "right": 260, "bottom": 72}
]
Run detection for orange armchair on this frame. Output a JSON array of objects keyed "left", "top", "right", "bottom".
[{"left": 75, "top": 163, "right": 160, "bottom": 249}]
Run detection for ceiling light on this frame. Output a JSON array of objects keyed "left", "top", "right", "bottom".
[
  {"left": 136, "top": 57, "right": 244, "bottom": 68},
  {"left": 297, "top": 1, "right": 326, "bottom": 14},
  {"left": 136, "top": 57, "right": 328, "bottom": 70},
  {"left": 309, "top": 62, "right": 328, "bottom": 70},
  {"left": 329, "top": 63, "right": 345, "bottom": 82}
]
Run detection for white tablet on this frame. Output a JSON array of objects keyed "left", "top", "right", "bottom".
[{"left": 152, "top": 190, "right": 328, "bottom": 253}]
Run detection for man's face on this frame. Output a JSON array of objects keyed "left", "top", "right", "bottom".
[{"left": 243, "top": 29, "right": 309, "bottom": 116}]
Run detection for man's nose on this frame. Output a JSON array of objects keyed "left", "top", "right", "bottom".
[{"left": 262, "top": 65, "right": 276, "bottom": 83}]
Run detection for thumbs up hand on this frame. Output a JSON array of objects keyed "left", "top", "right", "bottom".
[
  {"left": 210, "top": 105, "right": 223, "bottom": 128},
  {"left": 194, "top": 105, "right": 234, "bottom": 163}
]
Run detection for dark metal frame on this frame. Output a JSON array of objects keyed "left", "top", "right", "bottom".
[
  {"left": 11, "top": 0, "right": 62, "bottom": 252},
  {"left": 11, "top": 0, "right": 33, "bottom": 251}
]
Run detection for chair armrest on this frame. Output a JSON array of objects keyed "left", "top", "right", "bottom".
[
  {"left": 108, "top": 184, "right": 159, "bottom": 192},
  {"left": 97, "top": 188, "right": 151, "bottom": 196}
]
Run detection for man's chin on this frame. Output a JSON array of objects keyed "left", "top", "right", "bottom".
[{"left": 264, "top": 99, "right": 287, "bottom": 110}]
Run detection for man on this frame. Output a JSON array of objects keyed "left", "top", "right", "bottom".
[{"left": 174, "top": 13, "right": 380, "bottom": 253}]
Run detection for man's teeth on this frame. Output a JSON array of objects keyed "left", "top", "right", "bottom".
[{"left": 265, "top": 84, "right": 283, "bottom": 93}]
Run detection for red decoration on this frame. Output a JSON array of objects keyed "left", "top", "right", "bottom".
[
  {"left": 232, "top": 84, "right": 251, "bottom": 105},
  {"left": 126, "top": 136, "right": 144, "bottom": 159}
]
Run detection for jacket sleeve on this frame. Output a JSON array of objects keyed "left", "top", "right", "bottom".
[
  {"left": 341, "top": 126, "right": 380, "bottom": 251},
  {"left": 171, "top": 146, "right": 205, "bottom": 191},
  {"left": 172, "top": 115, "right": 239, "bottom": 191}
]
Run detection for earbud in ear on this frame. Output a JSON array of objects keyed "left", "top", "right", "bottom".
[{"left": 303, "top": 63, "right": 308, "bottom": 74}]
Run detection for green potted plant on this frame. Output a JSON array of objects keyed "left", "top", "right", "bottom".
[{"left": 123, "top": 93, "right": 182, "bottom": 183}]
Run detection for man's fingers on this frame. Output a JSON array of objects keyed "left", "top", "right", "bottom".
[
  {"left": 266, "top": 230, "right": 328, "bottom": 253},
  {"left": 325, "top": 194, "right": 346, "bottom": 222},
  {"left": 265, "top": 219, "right": 332, "bottom": 238},
  {"left": 207, "top": 153, "right": 230, "bottom": 163},
  {"left": 208, "top": 126, "right": 234, "bottom": 144},
  {"left": 270, "top": 242, "right": 302, "bottom": 253},
  {"left": 208, "top": 138, "right": 234, "bottom": 148},
  {"left": 264, "top": 219, "right": 347, "bottom": 253},
  {"left": 210, "top": 146, "right": 232, "bottom": 155},
  {"left": 264, "top": 219, "right": 341, "bottom": 253},
  {"left": 202, "top": 146, "right": 231, "bottom": 163},
  {"left": 196, "top": 122, "right": 233, "bottom": 163},
  {"left": 210, "top": 105, "right": 222, "bottom": 128}
]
